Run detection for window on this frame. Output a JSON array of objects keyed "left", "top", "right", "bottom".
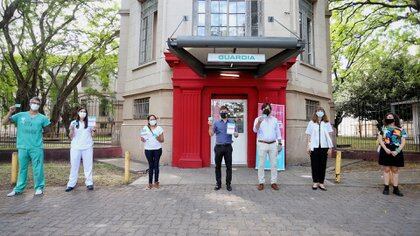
[
  {"left": 306, "top": 99, "right": 319, "bottom": 121},
  {"left": 80, "top": 99, "right": 87, "bottom": 107},
  {"left": 139, "top": 0, "right": 157, "bottom": 65},
  {"left": 194, "top": 0, "right": 262, "bottom": 37},
  {"left": 299, "top": 0, "right": 314, "bottom": 65},
  {"left": 133, "top": 98, "right": 149, "bottom": 120}
]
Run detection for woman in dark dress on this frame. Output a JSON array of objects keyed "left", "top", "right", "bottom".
[{"left": 377, "top": 113, "right": 407, "bottom": 197}]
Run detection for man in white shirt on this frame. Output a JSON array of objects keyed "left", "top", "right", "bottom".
[{"left": 253, "top": 103, "right": 282, "bottom": 191}]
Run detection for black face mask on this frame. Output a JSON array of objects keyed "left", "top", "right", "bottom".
[
  {"left": 263, "top": 109, "right": 271, "bottom": 115},
  {"left": 220, "top": 112, "right": 228, "bottom": 119},
  {"left": 385, "top": 118, "right": 394, "bottom": 124}
]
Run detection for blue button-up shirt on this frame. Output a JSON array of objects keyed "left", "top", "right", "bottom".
[{"left": 213, "top": 119, "right": 237, "bottom": 144}]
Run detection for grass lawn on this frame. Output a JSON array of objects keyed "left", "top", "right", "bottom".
[{"left": 0, "top": 161, "right": 143, "bottom": 190}]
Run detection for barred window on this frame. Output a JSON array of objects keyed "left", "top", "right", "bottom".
[
  {"left": 194, "top": 0, "right": 262, "bottom": 37},
  {"left": 139, "top": 0, "right": 158, "bottom": 65},
  {"left": 299, "top": 0, "right": 314, "bottom": 65},
  {"left": 133, "top": 98, "right": 150, "bottom": 120},
  {"left": 306, "top": 99, "right": 319, "bottom": 121}
]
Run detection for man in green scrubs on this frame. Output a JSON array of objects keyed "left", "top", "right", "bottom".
[{"left": 2, "top": 97, "right": 51, "bottom": 196}]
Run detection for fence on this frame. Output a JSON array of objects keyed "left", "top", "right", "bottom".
[
  {"left": 336, "top": 101, "right": 420, "bottom": 153},
  {"left": 0, "top": 99, "right": 122, "bottom": 150}
]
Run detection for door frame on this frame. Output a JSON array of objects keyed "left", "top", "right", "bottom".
[{"left": 201, "top": 87, "right": 258, "bottom": 168}]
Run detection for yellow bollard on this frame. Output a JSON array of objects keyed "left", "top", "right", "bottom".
[
  {"left": 124, "top": 151, "right": 130, "bottom": 184},
  {"left": 335, "top": 151, "right": 342, "bottom": 183},
  {"left": 11, "top": 152, "right": 18, "bottom": 186}
]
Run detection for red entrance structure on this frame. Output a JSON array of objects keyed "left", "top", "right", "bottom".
[
  {"left": 164, "top": 36, "right": 303, "bottom": 168},
  {"left": 165, "top": 52, "right": 298, "bottom": 168}
]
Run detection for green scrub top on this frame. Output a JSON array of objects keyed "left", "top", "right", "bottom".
[{"left": 10, "top": 111, "right": 51, "bottom": 149}]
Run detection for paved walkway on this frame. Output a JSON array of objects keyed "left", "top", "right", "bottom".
[
  {"left": 1, "top": 159, "right": 419, "bottom": 235},
  {"left": 130, "top": 158, "right": 420, "bottom": 187}
]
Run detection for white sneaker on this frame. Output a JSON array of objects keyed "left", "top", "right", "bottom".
[
  {"left": 7, "top": 190, "right": 17, "bottom": 197},
  {"left": 34, "top": 189, "right": 43, "bottom": 196}
]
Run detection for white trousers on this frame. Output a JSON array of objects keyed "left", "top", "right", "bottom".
[
  {"left": 67, "top": 148, "right": 93, "bottom": 187},
  {"left": 257, "top": 142, "right": 278, "bottom": 184}
]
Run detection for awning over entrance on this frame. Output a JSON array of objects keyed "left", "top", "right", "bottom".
[{"left": 167, "top": 36, "right": 304, "bottom": 78}]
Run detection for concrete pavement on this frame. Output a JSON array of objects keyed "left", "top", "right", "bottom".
[{"left": 1, "top": 158, "right": 419, "bottom": 235}]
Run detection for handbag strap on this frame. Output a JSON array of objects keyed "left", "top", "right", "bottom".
[
  {"left": 147, "top": 125, "right": 154, "bottom": 135},
  {"left": 147, "top": 125, "right": 159, "bottom": 138}
]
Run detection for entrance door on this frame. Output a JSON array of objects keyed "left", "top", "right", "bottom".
[{"left": 210, "top": 99, "right": 247, "bottom": 165}]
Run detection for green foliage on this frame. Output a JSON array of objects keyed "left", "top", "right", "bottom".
[
  {"left": 334, "top": 51, "right": 419, "bottom": 124},
  {"left": 330, "top": 0, "right": 420, "bottom": 128},
  {"left": 0, "top": 0, "right": 119, "bottom": 127}
]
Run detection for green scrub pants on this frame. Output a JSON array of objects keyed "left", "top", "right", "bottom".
[{"left": 14, "top": 148, "right": 45, "bottom": 193}]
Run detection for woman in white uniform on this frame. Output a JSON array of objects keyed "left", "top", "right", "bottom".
[{"left": 66, "top": 108, "right": 95, "bottom": 192}]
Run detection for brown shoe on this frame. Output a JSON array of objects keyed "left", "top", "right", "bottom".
[
  {"left": 257, "top": 184, "right": 264, "bottom": 191},
  {"left": 271, "top": 183, "right": 280, "bottom": 191},
  {"left": 154, "top": 182, "right": 160, "bottom": 189},
  {"left": 147, "top": 184, "right": 153, "bottom": 189}
]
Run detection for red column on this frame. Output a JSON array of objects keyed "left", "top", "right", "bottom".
[{"left": 165, "top": 52, "right": 204, "bottom": 168}]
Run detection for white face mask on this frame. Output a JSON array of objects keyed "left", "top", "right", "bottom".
[
  {"left": 316, "top": 111, "right": 324, "bottom": 118},
  {"left": 149, "top": 120, "right": 157, "bottom": 126},
  {"left": 78, "top": 112, "right": 87, "bottom": 119},
  {"left": 30, "top": 103, "right": 40, "bottom": 111}
]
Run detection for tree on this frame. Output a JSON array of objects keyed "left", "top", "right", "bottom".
[
  {"left": 50, "top": 53, "right": 118, "bottom": 136},
  {"left": 329, "top": 0, "right": 420, "bottom": 129},
  {"left": 330, "top": 0, "right": 419, "bottom": 85},
  {"left": 334, "top": 50, "right": 420, "bottom": 132},
  {"left": 0, "top": 0, "right": 119, "bottom": 133}
]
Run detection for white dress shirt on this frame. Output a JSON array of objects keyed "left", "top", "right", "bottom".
[
  {"left": 305, "top": 121, "right": 334, "bottom": 151},
  {"left": 253, "top": 116, "right": 282, "bottom": 142}
]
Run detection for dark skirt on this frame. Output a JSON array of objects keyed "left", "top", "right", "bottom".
[{"left": 378, "top": 144, "right": 404, "bottom": 167}]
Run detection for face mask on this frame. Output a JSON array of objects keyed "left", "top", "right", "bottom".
[
  {"left": 316, "top": 111, "right": 324, "bottom": 118},
  {"left": 30, "top": 103, "right": 40, "bottom": 111},
  {"left": 385, "top": 118, "right": 394, "bottom": 124},
  {"left": 78, "top": 112, "right": 87, "bottom": 119},
  {"left": 149, "top": 120, "right": 157, "bottom": 126},
  {"left": 220, "top": 112, "right": 228, "bottom": 119},
  {"left": 263, "top": 109, "right": 271, "bottom": 115}
]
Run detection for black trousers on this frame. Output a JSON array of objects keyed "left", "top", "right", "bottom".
[
  {"left": 145, "top": 148, "right": 162, "bottom": 184},
  {"left": 310, "top": 147, "right": 329, "bottom": 184},
  {"left": 214, "top": 144, "right": 233, "bottom": 186}
]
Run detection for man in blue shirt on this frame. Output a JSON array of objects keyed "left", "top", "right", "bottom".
[
  {"left": 2, "top": 97, "right": 51, "bottom": 197},
  {"left": 208, "top": 106, "right": 238, "bottom": 191}
]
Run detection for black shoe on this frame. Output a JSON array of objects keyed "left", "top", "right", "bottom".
[
  {"left": 226, "top": 185, "right": 232, "bottom": 191},
  {"left": 87, "top": 185, "right": 94, "bottom": 191},
  {"left": 393, "top": 186, "right": 403, "bottom": 197},
  {"left": 65, "top": 187, "right": 74, "bottom": 192},
  {"left": 383, "top": 185, "right": 390, "bottom": 195},
  {"left": 214, "top": 185, "right": 221, "bottom": 191}
]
